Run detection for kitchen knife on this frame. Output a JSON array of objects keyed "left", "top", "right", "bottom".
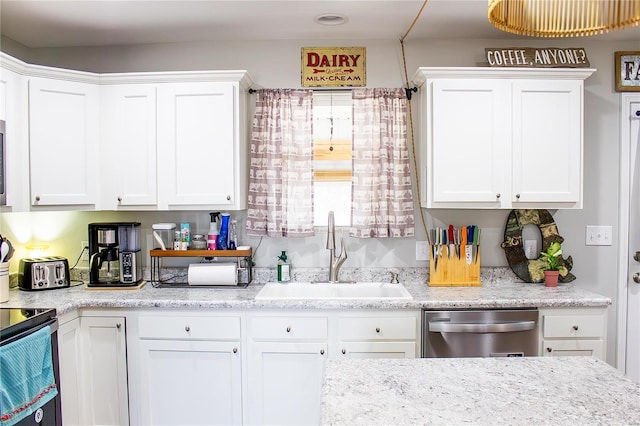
[
  {"left": 474, "top": 227, "right": 481, "bottom": 263},
  {"left": 461, "top": 226, "right": 467, "bottom": 265},
  {"left": 448, "top": 225, "right": 455, "bottom": 259}
]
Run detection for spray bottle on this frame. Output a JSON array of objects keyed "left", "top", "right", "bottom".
[
  {"left": 207, "top": 212, "right": 220, "bottom": 250},
  {"left": 277, "top": 251, "right": 291, "bottom": 282}
]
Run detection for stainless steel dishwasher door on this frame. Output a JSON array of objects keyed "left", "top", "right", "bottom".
[{"left": 423, "top": 309, "right": 539, "bottom": 357}]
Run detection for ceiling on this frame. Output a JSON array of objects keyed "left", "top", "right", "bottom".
[{"left": 1, "top": 0, "right": 639, "bottom": 49}]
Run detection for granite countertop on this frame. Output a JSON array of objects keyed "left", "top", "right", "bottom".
[
  {"left": 321, "top": 357, "right": 640, "bottom": 425},
  {"left": 1, "top": 271, "right": 611, "bottom": 315}
]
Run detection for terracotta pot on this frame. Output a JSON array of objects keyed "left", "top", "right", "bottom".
[{"left": 544, "top": 270, "right": 559, "bottom": 287}]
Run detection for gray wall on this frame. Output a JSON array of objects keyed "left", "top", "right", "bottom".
[{"left": 1, "top": 36, "right": 636, "bottom": 364}]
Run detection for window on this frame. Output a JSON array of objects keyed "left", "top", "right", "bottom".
[{"left": 313, "top": 91, "right": 352, "bottom": 227}]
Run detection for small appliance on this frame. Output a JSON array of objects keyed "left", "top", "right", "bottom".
[
  {"left": 18, "top": 256, "right": 70, "bottom": 291},
  {"left": 88, "top": 222, "right": 142, "bottom": 287}
]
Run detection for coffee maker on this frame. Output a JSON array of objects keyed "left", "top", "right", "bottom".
[{"left": 88, "top": 222, "right": 142, "bottom": 287}]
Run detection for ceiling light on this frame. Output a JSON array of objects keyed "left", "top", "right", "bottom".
[
  {"left": 314, "top": 14, "right": 348, "bottom": 26},
  {"left": 488, "top": 0, "right": 640, "bottom": 37}
]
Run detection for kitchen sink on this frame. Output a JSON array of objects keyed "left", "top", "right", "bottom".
[{"left": 254, "top": 281, "right": 413, "bottom": 301}]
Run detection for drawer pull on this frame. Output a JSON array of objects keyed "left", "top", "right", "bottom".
[
  {"left": 375, "top": 327, "right": 381, "bottom": 333},
  {"left": 286, "top": 326, "right": 291, "bottom": 333},
  {"left": 233, "top": 347, "right": 238, "bottom": 354},
  {"left": 572, "top": 325, "right": 579, "bottom": 331},
  {"left": 185, "top": 326, "right": 191, "bottom": 332},
  {"left": 342, "top": 348, "right": 346, "bottom": 354}
]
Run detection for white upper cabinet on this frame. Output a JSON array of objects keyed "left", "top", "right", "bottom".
[
  {"left": 412, "top": 67, "right": 595, "bottom": 209},
  {"left": 157, "top": 81, "right": 248, "bottom": 210},
  {"left": 100, "top": 84, "right": 158, "bottom": 209},
  {"left": 29, "top": 76, "right": 100, "bottom": 207},
  {"left": 0, "top": 55, "right": 29, "bottom": 211}
]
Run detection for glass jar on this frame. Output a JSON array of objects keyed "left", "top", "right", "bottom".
[{"left": 191, "top": 234, "right": 207, "bottom": 250}]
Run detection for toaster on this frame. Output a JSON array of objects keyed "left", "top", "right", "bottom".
[{"left": 18, "top": 256, "right": 70, "bottom": 291}]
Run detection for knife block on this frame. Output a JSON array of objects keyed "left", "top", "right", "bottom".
[{"left": 427, "top": 245, "right": 482, "bottom": 287}]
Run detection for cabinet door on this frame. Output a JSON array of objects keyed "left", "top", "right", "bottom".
[
  {"left": 0, "top": 66, "right": 28, "bottom": 211},
  {"left": 137, "top": 339, "right": 242, "bottom": 425},
  {"left": 157, "top": 82, "right": 237, "bottom": 208},
  {"left": 512, "top": 80, "right": 582, "bottom": 204},
  {"left": 542, "top": 339, "right": 604, "bottom": 359},
  {"left": 337, "top": 341, "right": 416, "bottom": 359},
  {"left": 100, "top": 84, "right": 157, "bottom": 208},
  {"left": 28, "top": 77, "right": 99, "bottom": 206},
  {"left": 58, "top": 317, "right": 82, "bottom": 426},
  {"left": 428, "top": 79, "right": 509, "bottom": 206},
  {"left": 246, "top": 341, "right": 327, "bottom": 426},
  {"left": 81, "top": 316, "right": 129, "bottom": 426}
]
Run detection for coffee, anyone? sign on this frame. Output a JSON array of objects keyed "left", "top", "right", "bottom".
[{"left": 485, "top": 47, "right": 590, "bottom": 68}]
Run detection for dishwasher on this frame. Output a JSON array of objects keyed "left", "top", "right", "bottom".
[{"left": 422, "top": 309, "right": 539, "bottom": 357}]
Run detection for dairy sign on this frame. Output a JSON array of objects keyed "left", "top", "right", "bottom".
[{"left": 302, "top": 47, "right": 366, "bottom": 87}]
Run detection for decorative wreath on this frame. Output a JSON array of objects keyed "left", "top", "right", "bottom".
[{"left": 501, "top": 209, "right": 576, "bottom": 283}]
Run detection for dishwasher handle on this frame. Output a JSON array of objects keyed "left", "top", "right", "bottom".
[{"left": 429, "top": 319, "right": 536, "bottom": 333}]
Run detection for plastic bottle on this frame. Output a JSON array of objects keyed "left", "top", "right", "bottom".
[
  {"left": 208, "top": 212, "right": 220, "bottom": 250},
  {"left": 217, "top": 213, "right": 230, "bottom": 250},
  {"left": 228, "top": 219, "right": 238, "bottom": 250},
  {"left": 277, "top": 251, "right": 290, "bottom": 282}
]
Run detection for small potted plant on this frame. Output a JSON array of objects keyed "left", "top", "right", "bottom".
[{"left": 539, "top": 241, "right": 566, "bottom": 287}]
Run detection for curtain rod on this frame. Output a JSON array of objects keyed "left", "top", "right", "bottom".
[{"left": 248, "top": 87, "right": 419, "bottom": 100}]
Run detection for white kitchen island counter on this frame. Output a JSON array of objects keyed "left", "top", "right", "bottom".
[{"left": 321, "top": 356, "right": 640, "bottom": 425}]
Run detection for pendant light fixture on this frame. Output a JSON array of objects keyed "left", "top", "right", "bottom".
[{"left": 488, "top": 0, "right": 640, "bottom": 37}]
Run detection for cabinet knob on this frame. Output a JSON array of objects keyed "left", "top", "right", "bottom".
[
  {"left": 35, "top": 196, "right": 41, "bottom": 202},
  {"left": 342, "top": 348, "right": 346, "bottom": 354},
  {"left": 496, "top": 193, "right": 501, "bottom": 199},
  {"left": 634, "top": 273, "right": 640, "bottom": 284},
  {"left": 375, "top": 327, "right": 381, "bottom": 333},
  {"left": 572, "top": 325, "right": 579, "bottom": 331},
  {"left": 515, "top": 193, "right": 521, "bottom": 200},
  {"left": 635, "top": 110, "right": 640, "bottom": 117},
  {"left": 116, "top": 323, "right": 122, "bottom": 329},
  {"left": 320, "top": 349, "right": 325, "bottom": 355},
  {"left": 546, "top": 347, "right": 552, "bottom": 353},
  {"left": 227, "top": 195, "right": 231, "bottom": 201},
  {"left": 185, "top": 326, "right": 191, "bottom": 332},
  {"left": 117, "top": 196, "right": 122, "bottom": 202},
  {"left": 286, "top": 326, "right": 291, "bottom": 333},
  {"left": 634, "top": 251, "right": 640, "bottom": 262},
  {"left": 233, "top": 347, "right": 238, "bottom": 354}
]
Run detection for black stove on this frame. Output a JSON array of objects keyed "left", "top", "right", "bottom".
[{"left": 0, "top": 308, "right": 57, "bottom": 344}]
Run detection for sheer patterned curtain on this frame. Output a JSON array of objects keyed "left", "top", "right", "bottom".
[
  {"left": 350, "top": 88, "right": 415, "bottom": 238},
  {"left": 246, "top": 89, "right": 315, "bottom": 237}
]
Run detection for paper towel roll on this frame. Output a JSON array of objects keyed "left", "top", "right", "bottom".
[{"left": 188, "top": 263, "right": 237, "bottom": 286}]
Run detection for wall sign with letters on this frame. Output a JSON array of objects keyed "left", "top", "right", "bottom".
[
  {"left": 485, "top": 47, "right": 590, "bottom": 68},
  {"left": 301, "top": 47, "right": 366, "bottom": 88},
  {"left": 615, "top": 51, "right": 640, "bottom": 92}
]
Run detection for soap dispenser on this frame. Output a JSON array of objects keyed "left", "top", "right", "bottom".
[{"left": 277, "top": 251, "right": 290, "bottom": 282}]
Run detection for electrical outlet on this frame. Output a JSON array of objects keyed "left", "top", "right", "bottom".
[
  {"left": 416, "top": 241, "right": 429, "bottom": 261},
  {"left": 81, "top": 241, "right": 89, "bottom": 261},
  {"left": 585, "top": 226, "right": 612, "bottom": 246}
]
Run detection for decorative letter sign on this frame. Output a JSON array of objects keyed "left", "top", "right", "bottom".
[
  {"left": 485, "top": 47, "right": 590, "bottom": 68},
  {"left": 615, "top": 51, "right": 640, "bottom": 92},
  {"left": 301, "top": 47, "right": 366, "bottom": 88}
]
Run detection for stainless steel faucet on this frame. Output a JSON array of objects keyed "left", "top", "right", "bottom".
[{"left": 326, "top": 211, "right": 347, "bottom": 283}]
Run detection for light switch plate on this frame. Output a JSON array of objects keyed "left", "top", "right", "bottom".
[
  {"left": 585, "top": 226, "right": 612, "bottom": 246},
  {"left": 416, "top": 241, "right": 429, "bottom": 261}
]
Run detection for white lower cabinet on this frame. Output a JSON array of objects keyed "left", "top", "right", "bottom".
[
  {"left": 80, "top": 315, "right": 129, "bottom": 426},
  {"left": 245, "top": 311, "right": 419, "bottom": 425},
  {"left": 133, "top": 312, "right": 243, "bottom": 425},
  {"left": 539, "top": 307, "right": 606, "bottom": 360},
  {"left": 246, "top": 315, "right": 329, "bottom": 425},
  {"left": 57, "top": 313, "right": 82, "bottom": 426}
]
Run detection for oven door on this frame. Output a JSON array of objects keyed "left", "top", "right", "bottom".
[
  {"left": 423, "top": 309, "right": 539, "bottom": 358},
  {"left": 1, "top": 318, "right": 62, "bottom": 426}
]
